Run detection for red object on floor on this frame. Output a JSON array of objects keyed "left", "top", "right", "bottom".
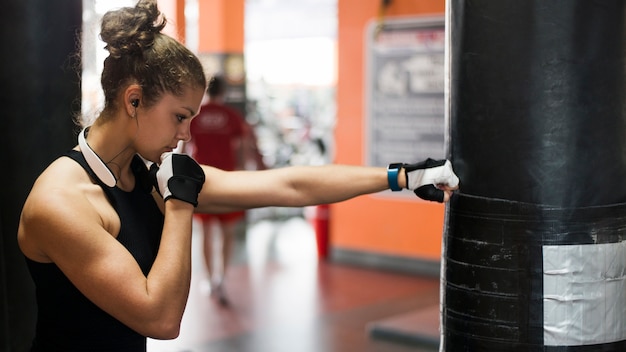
[{"left": 310, "top": 204, "right": 330, "bottom": 259}]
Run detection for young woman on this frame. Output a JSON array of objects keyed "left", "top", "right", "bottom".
[{"left": 17, "top": 0, "right": 459, "bottom": 351}]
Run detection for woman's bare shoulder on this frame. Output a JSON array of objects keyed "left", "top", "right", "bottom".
[{"left": 18, "top": 155, "right": 107, "bottom": 262}]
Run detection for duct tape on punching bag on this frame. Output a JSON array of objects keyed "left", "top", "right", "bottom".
[{"left": 443, "top": 0, "right": 626, "bottom": 351}]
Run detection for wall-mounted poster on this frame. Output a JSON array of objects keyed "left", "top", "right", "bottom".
[{"left": 364, "top": 17, "right": 446, "bottom": 188}]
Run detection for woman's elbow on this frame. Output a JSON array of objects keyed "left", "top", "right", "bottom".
[{"left": 137, "top": 317, "right": 182, "bottom": 340}]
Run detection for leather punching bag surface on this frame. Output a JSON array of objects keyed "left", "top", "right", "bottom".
[{"left": 444, "top": 1, "right": 626, "bottom": 351}]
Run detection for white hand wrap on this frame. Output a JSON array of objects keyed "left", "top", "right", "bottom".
[
  {"left": 403, "top": 159, "right": 459, "bottom": 202},
  {"left": 406, "top": 159, "right": 459, "bottom": 190}
]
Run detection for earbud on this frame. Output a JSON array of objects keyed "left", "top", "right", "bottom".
[{"left": 131, "top": 99, "right": 139, "bottom": 108}]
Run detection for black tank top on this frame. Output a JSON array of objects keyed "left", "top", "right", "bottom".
[{"left": 26, "top": 150, "right": 164, "bottom": 352}]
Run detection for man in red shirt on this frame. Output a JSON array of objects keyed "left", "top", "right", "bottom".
[{"left": 186, "top": 75, "right": 249, "bottom": 305}]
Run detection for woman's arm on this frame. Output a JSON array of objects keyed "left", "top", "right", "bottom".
[
  {"left": 196, "top": 164, "right": 389, "bottom": 213},
  {"left": 195, "top": 161, "right": 457, "bottom": 214},
  {"left": 19, "top": 176, "right": 195, "bottom": 339}
]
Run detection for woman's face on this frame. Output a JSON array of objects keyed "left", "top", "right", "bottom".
[{"left": 134, "top": 86, "right": 205, "bottom": 163}]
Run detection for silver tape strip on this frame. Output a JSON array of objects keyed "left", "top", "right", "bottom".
[{"left": 543, "top": 241, "right": 626, "bottom": 345}]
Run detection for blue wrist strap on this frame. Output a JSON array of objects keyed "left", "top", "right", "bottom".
[{"left": 387, "top": 163, "right": 402, "bottom": 191}]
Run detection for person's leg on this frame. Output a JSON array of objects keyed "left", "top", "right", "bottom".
[
  {"left": 199, "top": 215, "right": 216, "bottom": 290},
  {"left": 212, "top": 212, "right": 245, "bottom": 305},
  {"left": 220, "top": 220, "right": 237, "bottom": 279}
]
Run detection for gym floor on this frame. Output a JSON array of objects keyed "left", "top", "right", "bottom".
[{"left": 147, "top": 208, "right": 440, "bottom": 352}]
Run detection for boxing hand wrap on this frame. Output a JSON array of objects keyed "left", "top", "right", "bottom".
[
  {"left": 150, "top": 152, "right": 205, "bottom": 207},
  {"left": 403, "top": 159, "right": 459, "bottom": 202}
]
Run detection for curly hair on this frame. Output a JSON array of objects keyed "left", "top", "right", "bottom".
[{"left": 98, "top": 0, "right": 206, "bottom": 116}]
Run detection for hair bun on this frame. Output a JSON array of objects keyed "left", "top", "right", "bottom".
[{"left": 99, "top": 0, "right": 166, "bottom": 58}]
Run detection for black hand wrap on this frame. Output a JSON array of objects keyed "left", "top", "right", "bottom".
[
  {"left": 150, "top": 153, "right": 205, "bottom": 207},
  {"left": 403, "top": 158, "right": 446, "bottom": 173},
  {"left": 413, "top": 184, "right": 445, "bottom": 203}
]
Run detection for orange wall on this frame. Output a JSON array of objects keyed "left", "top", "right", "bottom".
[
  {"left": 333, "top": 0, "right": 446, "bottom": 260},
  {"left": 158, "top": 0, "right": 185, "bottom": 42},
  {"left": 198, "top": 0, "right": 244, "bottom": 53}
]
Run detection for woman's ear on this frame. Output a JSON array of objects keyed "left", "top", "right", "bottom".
[{"left": 124, "top": 84, "right": 143, "bottom": 117}]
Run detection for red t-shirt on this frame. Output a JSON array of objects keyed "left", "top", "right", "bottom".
[{"left": 189, "top": 102, "right": 245, "bottom": 171}]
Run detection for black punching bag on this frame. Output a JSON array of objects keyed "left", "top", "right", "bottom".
[
  {"left": 0, "top": 0, "right": 82, "bottom": 350},
  {"left": 444, "top": 1, "right": 626, "bottom": 351}
]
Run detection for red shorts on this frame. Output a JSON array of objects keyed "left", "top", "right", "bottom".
[{"left": 194, "top": 211, "right": 245, "bottom": 223}]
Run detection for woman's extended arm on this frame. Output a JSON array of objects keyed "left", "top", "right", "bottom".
[{"left": 195, "top": 159, "right": 458, "bottom": 214}]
